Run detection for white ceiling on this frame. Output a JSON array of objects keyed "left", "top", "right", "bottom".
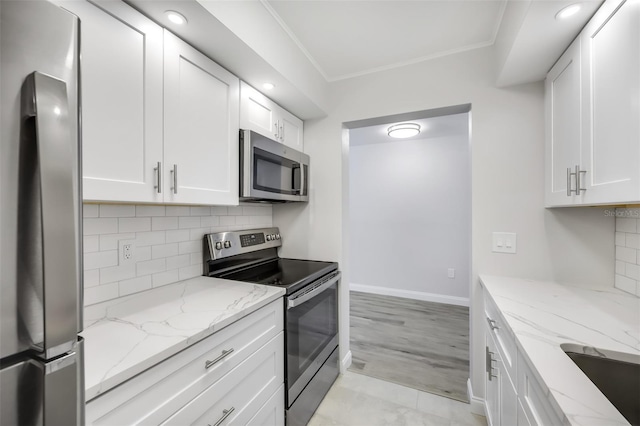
[
  {"left": 349, "top": 113, "right": 469, "bottom": 147},
  {"left": 265, "top": 0, "right": 507, "bottom": 82}
]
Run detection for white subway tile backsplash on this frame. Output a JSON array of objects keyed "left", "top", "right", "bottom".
[
  {"left": 119, "top": 217, "right": 151, "bottom": 233},
  {"left": 83, "top": 204, "right": 99, "bottom": 218},
  {"left": 100, "top": 204, "right": 135, "bottom": 217},
  {"left": 84, "top": 236, "right": 99, "bottom": 253},
  {"left": 136, "top": 231, "right": 165, "bottom": 247},
  {"left": 84, "top": 250, "right": 118, "bottom": 270},
  {"left": 166, "top": 229, "right": 190, "bottom": 243},
  {"left": 166, "top": 254, "right": 190, "bottom": 270},
  {"left": 100, "top": 264, "right": 136, "bottom": 285},
  {"left": 84, "top": 218, "right": 118, "bottom": 235},
  {"left": 82, "top": 202, "right": 272, "bottom": 306},
  {"left": 615, "top": 208, "right": 640, "bottom": 296},
  {"left": 152, "top": 270, "right": 180, "bottom": 288},
  {"left": 179, "top": 216, "right": 201, "bottom": 229},
  {"left": 137, "top": 258, "right": 166, "bottom": 276},
  {"left": 136, "top": 205, "right": 166, "bottom": 217},
  {"left": 84, "top": 282, "right": 119, "bottom": 306},
  {"left": 84, "top": 269, "right": 100, "bottom": 288},
  {"left": 615, "top": 246, "right": 636, "bottom": 264},
  {"left": 190, "top": 206, "right": 211, "bottom": 216},
  {"left": 178, "top": 240, "right": 201, "bottom": 255},
  {"left": 99, "top": 233, "right": 135, "bottom": 251},
  {"left": 166, "top": 206, "right": 190, "bottom": 216},
  {"left": 152, "top": 216, "right": 178, "bottom": 231},
  {"left": 152, "top": 243, "right": 179, "bottom": 259},
  {"left": 119, "top": 276, "right": 152, "bottom": 297}
]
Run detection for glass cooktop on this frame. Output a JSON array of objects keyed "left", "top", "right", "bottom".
[{"left": 218, "top": 258, "right": 338, "bottom": 295}]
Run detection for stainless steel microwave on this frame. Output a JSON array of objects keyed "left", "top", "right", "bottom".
[{"left": 240, "top": 130, "right": 309, "bottom": 202}]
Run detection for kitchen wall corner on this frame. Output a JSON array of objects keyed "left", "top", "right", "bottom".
[{"left": 82, "top": 203, "right": 273, "bottom": 306}]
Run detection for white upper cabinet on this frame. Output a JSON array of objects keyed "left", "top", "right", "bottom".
[
  {"left": 240, "top": 82, "right": 304, "bottom": 151},
  {"left": 163, "top": 32, "right": 239, "bottom": 205},
  {"left": 580, "top": 0, "right": 640, "bottom": 204},
  {"left": 545, "top": 39, "right": 584, "bottom": 207},
  {"left": 59, "top": 0, "right": 164, "bottom": 203},
  {"left": 545, "top": 0, "right": 640, "bottom": 206}
]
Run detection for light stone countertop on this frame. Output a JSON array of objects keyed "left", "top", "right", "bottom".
[
  {"left": 81, "top": 276, "right": 285, "bottom": 401},
  {"left": 480, "top": 275, "right": 640, "bottom": 426}
]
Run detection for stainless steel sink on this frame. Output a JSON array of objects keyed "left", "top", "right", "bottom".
[{"left": 561, "top": 344, "right": 640, "bottom": 425}]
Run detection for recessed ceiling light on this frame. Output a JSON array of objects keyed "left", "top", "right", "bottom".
[
  {"left": 165, "top": 10, "right": 187, "bottom": 25},
  {"left": 555, "top": 4, "right": 581, "bottom": 20},
  {"left": 263, "top": 83, "right": 275, "bottom": 90},
  {"left": 387, "top": 123, "right": 421, "bottom": 139}
]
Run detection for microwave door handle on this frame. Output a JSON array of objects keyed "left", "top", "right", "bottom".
[
  {"left": 299, "top": 163, "right": 306, "bottom": 196},
  {"left": 287, "top": 272, "right": 341, "bottom": 309},
  {"left": 292, "top": 163, "right": 301, "bottom": 194},
  {"left": 21, "top": 72, "right": 78, "bottom": 358}
]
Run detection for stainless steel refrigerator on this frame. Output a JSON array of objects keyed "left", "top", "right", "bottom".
[{"left": 1, "top": 1, "right": 84, "bottom": 424}]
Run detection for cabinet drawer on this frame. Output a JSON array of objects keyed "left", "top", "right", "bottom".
[
  {"left": 517, "top": 352, "right": 564, "bottom": 426},
  {"left": 87, "top": 299, "right": 283, "bottom": 425},
  {"left": 161, "top": 333, "right": 284, "bottom": 425},
  {"left": 485, "top": 294, "right": 517, "bottom": 382},
  {"left": 247, "top": 384, "right": 285, "bottom": 426}
]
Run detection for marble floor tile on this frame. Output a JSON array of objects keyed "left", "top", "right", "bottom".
[{"left": 309, "top": 371, "right": 487, "bottom": 426}]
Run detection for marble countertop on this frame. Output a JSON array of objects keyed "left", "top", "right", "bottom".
[
  {"left": 480, "top": 275, "right": 640, "bottom": 426},
  {"left": 81, "top": 276, "right": 285, "bottom": 401}
]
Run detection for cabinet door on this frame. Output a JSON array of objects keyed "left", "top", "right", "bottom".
[
  {"left": 59, "top": 0, "right": 163, "bottom": 203},
  {"left": 280, "top": 108, "right": 304, "bottom": 151},
  {"left": 581, "top": 0, "right": 640, "bottom": 204},
  {"left": 240, "top": 81, "right": 279, "bottom": 141},
  {"left": 545, "top": 39, "right": 583, "bottom": 207},
  {"left": 163, "top": 31, "right": 239, "bottom": 205}
]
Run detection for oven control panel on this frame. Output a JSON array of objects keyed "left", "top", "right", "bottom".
[{"left": 204, "top": 227, "right": 282, "bottom": 262}]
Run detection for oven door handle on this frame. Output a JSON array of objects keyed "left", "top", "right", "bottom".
[{"left": 287, "top": 272, "right": 341, "bottom": 310}]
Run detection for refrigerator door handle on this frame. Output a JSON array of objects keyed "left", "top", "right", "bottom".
[{"left": 20, "top": 72, "right": 79, "bottom": 359}]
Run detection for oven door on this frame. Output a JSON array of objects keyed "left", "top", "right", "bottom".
[
  {"left": 240, "top": 129, "right": 308, "bottom": 202},
  {"left": 286, "top": 271, "right": 340, "bottom": 405}
]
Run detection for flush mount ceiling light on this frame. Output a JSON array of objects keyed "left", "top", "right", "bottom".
[
  {"left": 555, "top": 3, "right": 582, "bottom": 20},
  {"left": 165, "top": 10, "right": 187, "bottom": 25},
  {"left": 263, "top": 83, "right": 275, "bottom": 90},
  {"left": 387, "top": 123, "right": 421, "bottom": 139}
]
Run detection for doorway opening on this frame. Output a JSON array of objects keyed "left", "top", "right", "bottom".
[{"left": 343, "top": 105, "right": 472, "bottom": 402}]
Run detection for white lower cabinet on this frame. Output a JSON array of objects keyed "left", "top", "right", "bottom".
[
  {"left": 484, "top": 293, "right": 562, "bottom": 426},
  {"left": 86, "top": 299, "right": 284, "bottom": 426}
]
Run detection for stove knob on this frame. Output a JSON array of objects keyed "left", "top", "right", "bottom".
[
  {"left": 266, "top": 235, "right": 272, "bottom": 241},
  {"left": 224, "top": 240, "right": 231, "bottom": 249},
  {"left": 276, "top": 234, "right": 281, "bottom": 240},
  {"left": 215, "top": 242, "right": 223, "bottom": 250},
  {"left": 271, "top": 234, "right": 276, "bottom": 240}
]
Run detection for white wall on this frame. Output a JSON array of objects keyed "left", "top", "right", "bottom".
[
  {"left": 348, "top": 128, "right": 471, "bottom": 304},
  {"left": 273, "top": 45, "right": 615, "bottom": 401}
]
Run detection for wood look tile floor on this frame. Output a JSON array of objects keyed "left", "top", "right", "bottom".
[
  {"left": 348, "top": 291, "right": 470, "bottom": 402},
  {"left": 308, "top": 371, "right": 487, "bottom": 426}
]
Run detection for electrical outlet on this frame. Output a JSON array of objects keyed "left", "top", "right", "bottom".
[
  {"left": 447, "top": 268, "right": 455, "bottom": 279},
  {"left": 119, "top": 239, "right": 136, "bottom": 264}
]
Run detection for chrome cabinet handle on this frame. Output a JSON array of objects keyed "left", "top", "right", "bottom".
[
  {"left": 20, "top": 72, "right": 78, "bottom": 359},
  {"left": 486, "top": 317, "right": 499, "bottom": 330},
  {"left": 171, "top": 164, "right": 178, "bottom": 194},
  {"left": 210, "top": 407, "right": 235, "bottom": 426},
  {"left": 576, "top": 165, "right": 587, "bottom": 195},
  {"left": 205, "top": 348, "right": 234, "bottom": 369},
  {"left": 486, "top": 347, "right": 498, "bottom": 381},
  {"left": 274, "top": 121, "right": 279, "bottom": 139},
  {"left": 154, "top": 161, "right": 162, "bottom": 193}
]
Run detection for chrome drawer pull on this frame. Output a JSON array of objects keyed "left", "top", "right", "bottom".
[
  {"left": 205, "top": 348, "right": 234, "bottom": 369},
  {"left": 486, "top": 317, "right": 499, "bottom": 330},
  {"left": 210, "top": 407, "right": 235, "bottom": 426}
]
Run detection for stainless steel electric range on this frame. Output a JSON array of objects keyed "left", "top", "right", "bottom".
[{"left": 203, "top": 227, "right": 340, "bottom": 426}]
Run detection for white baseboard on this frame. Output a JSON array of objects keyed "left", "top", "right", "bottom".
[
  {"left": 340, "top": 350, "right": 352, "bottom": 373},
  {"left": 467, "top": 378, "right": 486, "bottom": 416},
  {"left": 350, "top": 283, "right": 469, "bottom": 307}
]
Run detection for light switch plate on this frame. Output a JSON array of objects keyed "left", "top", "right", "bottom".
[{"left": 492, "top": 232, "right": 517, "bottom": 254}]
